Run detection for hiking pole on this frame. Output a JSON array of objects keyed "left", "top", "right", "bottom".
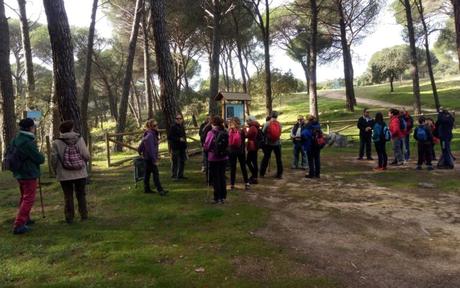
[
  {"left": 205, "top": 158, "right": 210, "bottom": 203},
  {"left": 38, "top": 177, "right": 45, "bottom": 218}
]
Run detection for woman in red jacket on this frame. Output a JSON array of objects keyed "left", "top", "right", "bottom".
[
  {"left": 245, "top": 116, "right": 260, "bottom": 184},
  {"left": 388, "top": 109, "right": 404, "bottom": 165}
]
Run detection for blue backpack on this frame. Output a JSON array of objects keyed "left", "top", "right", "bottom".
[
  {"left": 399, "top": 116, "right": 407, "bottom": 131},
  {"left": 383, "top": 126, "right": 391, "bottom": 141},
  {"left": 416, "top": 126, "right": 428, "bottom": 142}
]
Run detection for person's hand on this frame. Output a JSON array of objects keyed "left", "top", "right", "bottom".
[
  {"left": 154, "top": 161, "right": 159, "bottom": 166},
  {"left": 180, "top": 137, "right": 185, "bottom": 142}
]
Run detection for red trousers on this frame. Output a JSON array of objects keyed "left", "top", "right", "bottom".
[{"left": 14, "top": 179, "right": 37, "bottom": 228}]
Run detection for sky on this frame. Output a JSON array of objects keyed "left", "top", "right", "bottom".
[{"left": 4, "top": 0, "right": 405, "bottom": 83}]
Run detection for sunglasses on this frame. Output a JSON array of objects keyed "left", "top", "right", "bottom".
[{"left": 176, "top": 117, "right": 182, "bottom": 120}]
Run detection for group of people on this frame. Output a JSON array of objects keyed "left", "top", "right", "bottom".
[{"left": 357, "top": 107, "right": 456, "bottom": 171}]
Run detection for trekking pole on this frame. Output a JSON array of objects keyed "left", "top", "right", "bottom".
[
  {"left": 205, "top": 159, "right": 210, "bottom": 203},
  {"left": 38, "top": 177, "right": 45, "bottom": 218}
]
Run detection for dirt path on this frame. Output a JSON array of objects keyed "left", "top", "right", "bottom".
[
  {"left": 319, "top": 90, "right": 437, "bottom": 112},
  {"left": 246, "top": 154, "right": 460, "bottom": 287}
]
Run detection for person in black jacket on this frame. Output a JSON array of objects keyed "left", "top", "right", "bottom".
[
  {"left": 168, "top": 114, "right": 188, "bottom": 180},
  {"left": 357, "top": 108, "right": 374, "bottom": 160},
  {"left": 199, "top": 116, "right": 211, "bottom": 173},
  {"left": 435, "top": 108, "right": 455, "bottom": 169}
]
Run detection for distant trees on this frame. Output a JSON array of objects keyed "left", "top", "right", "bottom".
[{"left": 17, "top": 0, "right": 35, "bottom": 107}]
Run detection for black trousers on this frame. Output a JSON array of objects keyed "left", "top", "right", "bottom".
[
  {"left": 210, "top": 161, "right": 227, "bottom": 201},
  {"left": 229, "top": 151, "right": 249, "bottom": 186},
  {"left": 246, "top": 150, "right": 258, "bottom": 180},
  {"left": 171, "top": 149, "right": 186, "bottom": 178},
  {"left": 417, "top": 142, "right": 432, "bottom": 167},
  {"left": 307, "top": 148, "right": 321, "bottom": 177},
  {"left": 260, "top": 145, "right": 283, "bottom": 177},
  {"left": 60, "top": 178, "right": 87, "bottom": 222},
  {"left": 374, "top": 141, "right": 388, "bottom": 168},
  {"left": 144, "top": 160, "right": 163, "bottom": 192},
  {"left": 359, "top": 136, "right": 372, "bottom": 159}
]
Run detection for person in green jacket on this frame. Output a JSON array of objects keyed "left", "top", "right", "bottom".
[{"left": 10, "top": 118, "right": 45, "bottom": 234}]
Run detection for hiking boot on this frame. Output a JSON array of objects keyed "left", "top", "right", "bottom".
[
  {"left": 305, "top": 175, "right": 313, "bottom": 179},
  {"left": 249, "top": 178, "right": 258, "bottom": 184},
  {"left": 13, "top": 225, "right": 31, "bottom": 235},
  {"left": 367, "top": 157, "right": 374, "bottom": 161},
  {"left": 159, "top": 190, "right": 168, "bottom": 196},
  {"left": 427, "top": 166, "right": 434, "bottom": 171},
  {"left": 275, "top": 175, "right": 283, "bottom": 179},
  {"left": 245, "top": 183, "right": 250, "bottom": 190},
  {"left": 178, "top": 176, "right": 188, "bottom": 180},
  {"left": 357, "top": 157, "right": 363, "bottom": 160},
  {"left": 390, "top": 160, "right": 398, "bottom": 166},
  {"left": 144, "top": 188, "right": 155, "bottom": 194},
  {"left": 219, "top": 199, "right": 225, "bottom": 204}
]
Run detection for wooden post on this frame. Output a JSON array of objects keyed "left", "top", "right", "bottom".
[
  {"left": 326, "top": 122, "right": 330, "bottom": 134},
  {"left": 105, "top": 132, "right": 111, "bottom": 168},
  {"left": 88, "top": 134, "right": 93, "bottom": 174},
  {"left": 45, "top": 135, "right": 54, "bottom": 177}
]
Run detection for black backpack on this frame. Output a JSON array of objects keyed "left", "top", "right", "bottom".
[
  {"left": 3, "top": 142, "right": 26, "bottom": 172},
  {"left": 256, "top": 128, "right": 265, "bottom": 149},
  {"left": 213, "top": 129, "right": 229, "bottom": 156}
]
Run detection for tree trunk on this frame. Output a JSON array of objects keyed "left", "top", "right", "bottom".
[
  {"left": 150, "top": 0, "right": 180, "bottom": 129},
  {"left": 453, "top": 0, "right": 460, "bottom": 72},
  {"left": 49, "top": 78, "right": 61, "bottom": 138},
  {"left": 17, "top": 0, "right": 35, "bottom": 107},
  {"left": 115, "top": 0, "right": 143, "bottom": 151},
  {"left": 142, "top": 7, "right": 154, "bottom": 119},
  {"left": 309, "top": 0, "right": 319, "bottom": 119},
  {"left": 232, "top": 11, "right": 248, "bottom": 94},
  {"left": 0, "top": 0, "right": 17, "bottom": 167},
  {"left": 43, "top": 0, "right": 82, "bottom": 132},
  {"left": 80, "top": 0, "right": 99, "bottom": 142},
  {"left": 402, "top": 0, "right": 422, "bottom": 115},
  {"left": 208, "top": 1, "right": 222, "bottom": 115},
  {"left": 338, "top": 0, "right": 355, "bottom": 112},
  {"left": 263, "top": 0, "right": 272, "bottom": 115},
  {"left": 390, "top": 75, "right": 394, "bottom": 92},
  {"left": 415, "top": 0, "right": 440, "bottom": 112}
]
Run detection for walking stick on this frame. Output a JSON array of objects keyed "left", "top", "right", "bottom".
[
  {"left": 205, "top": 157, "right": 210, "bottom": 203},
  {"left": 38, "top": 177, "right": 45, "bottom": 218}
]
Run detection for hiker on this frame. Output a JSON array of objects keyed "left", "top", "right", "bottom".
[
  {"left": 168, "top": 114, "right": 187, "bottom": 180},
  {"left": 401, "top": 108, "right": 414, "bottom": 161},
  {"left": 199, "top": 115, "right": 212, "bottom": 174},
  {"left": 435, "top": 108, "right": 455, "bottom": 169},
  {"left": 51, "top": 120, "right": 90, "bottom": 224},
  {"left": 302, "top": 115, "right": 324, "bottom": 178},
  {"left": 245, "top": 116, "right": 261, "bottom": 184},
  {"left": 138, "top": 119, "right": 168, "bottom": 195},
  {"left": 8, "top": 118, "right": 45, "bottom": 234},
  {"left": 291, "top": 115, "right": 307, "bottom": 169},
  {"left": 372, "top": 112, "right": 390, "bottom": 171},
  {"left": 260, "top": 111, "right": 283, "bottom": 179},
  {"left": 388, "top": 109, "right": 404, "bottom": 166},
  {"left": 228, "top": 118, "right": 250, "bottom": 190},
  {"left": 204, "top": 116, "right": 229, "bottom": 204},
  {"left": 413, "top": 116, "right": 433, "bottom": 170},
  {"left": 357, "top": 108, "right": 374, "bottom": 160},
  {"left": 426, "top": 117, "right": 438, "bottom": 161}
]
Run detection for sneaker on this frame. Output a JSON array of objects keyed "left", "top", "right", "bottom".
[
  {"left": 305, "top": 175, "right": 313, "bottom": 179},
  {"left": 373, "top": 167, "right": 383, "bottom": 172},
  {"left": 390, "top": 161, "right": 398, "bottom": 166},
  {"left": 357, "top": 157, "right": 363, "bottom": 160},
  {"left": 427, "top": 166, "right": 434, "bottom": 171},
  {"left": 178, "top": 176, "right": 188, "bottom": 180},
  {"left": 144, "top": 188, "right": 155, "bottom": 194},
  {"left": 212, "top": 200, "right": 219, "bottom": 204},
  {"left": 230, "top": 185, "right": 235, "bottom": 190},
  {"left": 367, "top": 157, "right": 374, "bottom": 161},
  {"left": 13, "top": 225, "right": 31, "bottom": 235},
  {"left": 416, "top": 166, "right": 422, "bottom": 170},
  {"left": 245, "top": 183, "right": 250, "bottom": 190},
  {"left": 249, "top": 178, "right": 258, "bottom": 184},
  {"left": 275, "top": 175, "right": 283, "bottom": 179},
  {"left": 159, "top": 190, "right": 168, "bottom": 196},
  {"left": 219, "top": 199, "right": 225, "bottom": 204}
]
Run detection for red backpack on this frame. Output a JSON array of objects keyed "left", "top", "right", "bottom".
[
  {"left": 266, "top": 121, "right": 281, "bottom": 142},
  {"left": 229, "top": 129, "right": 242, "bottom": 149}
]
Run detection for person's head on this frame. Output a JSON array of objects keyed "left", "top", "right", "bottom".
[
  {"left": 375, "top": 112, "right": 384, "bottom": 123},
  {"left": 247, "top": 115, "right": 256, "bottom": 124},
  {"left": 418, "top": 116, "right": 426, "bottom": 125},
  {"left": 229, "top": 117, "right": 240, "bottom": 129},
  {"left": 363, "top": 108, "right": 370, "bottom": 118},
  {"left": 426, "top": 117, "right": 434, "bottom": 124},
  {"left": 59, "top": 120, "right": 74, "bottom": 133},
  {"left": 145, "top": 119, "right": 158, "bottom": 130},
  {"left": 389, "top": 109, "right": 399, "bottom": 116},
  {"left": 297, "top": 115, "right": 304, "bottom": 123},
  {"left": 270, "top": 111, "right": 279, "bottom": 120},
  {"left": 211, "top": 115, "right": 224, "bottom": 128},
  {"left": 175, "top": 114, "right": 183, "bottom": 124},
  {"left": 307, "top": 115, "right": 316, "bottom": 123},
  {"left": 19, "top": 118, "right": 36, "bottom": 133}
]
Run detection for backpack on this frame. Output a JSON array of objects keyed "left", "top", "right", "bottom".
[
  {"left": 212, "top": 129, "right": 229, "bottom": 157},
  {"left": 229, "top": 129, "right": 242, "bottom": 150},
  {"left": 405, "top": 115, "right": 414, "bottom": 131},
  {"left": 415, "top": 126, "right": 428, "bottom": 142},
  {"left": 313, "top": 128, "right": 326, "bottom": 149},
  {"left": 256, "top": 128, "right": 265, "bottom": 149},
  {"left": 3, "top": 143, "right": 26, "bottom": 172},
  {"left": 266, "top": 121, "right": 281, "bottom": 142},
  {"left": 383, "top": 126, "right": 391, "bottom": 141},
  {"left": 399, "top": 116, "right": 407, "bottom": 132},
  {"left": 60, "top": 139, "right": 85, "bottom": 170}
]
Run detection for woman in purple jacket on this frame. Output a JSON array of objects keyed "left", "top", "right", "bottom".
[
  {"left": 204, "top": 116, "right": 228, "bottom": 204},
  {"left": 138, "top": 119, "right": 167, "bottom": 195}
]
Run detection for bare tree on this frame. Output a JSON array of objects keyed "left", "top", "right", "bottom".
[
  {"left": 43, "top": 0, "right": 82, "bottom": 132},
  {"left": 17, "top": 0, "right": 35, "bottom": 107},
  {"left": 142, "top": 5, "right": 154, "bottom": 119}
]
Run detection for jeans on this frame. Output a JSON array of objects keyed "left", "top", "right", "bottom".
[
  {"left": 359, "top": 136, "right": 372, "bottom": 159},
  {"left": 14, "top": 179, "right": 38, "bottom": 228},
  {"left": 392, "top": 138, "right": 404, "bottom": 163},
  {"left": 60, "top": 178, "right": 88, "bottom": 222},
  {"left": 260, "top": 145, "right": 283, "bottom": 177},
  {"left": 209, "top": 160, "right": 227, "bottom": 201},
  {"left": 246, "top": 150, "right": 258, "bottom": 180},
  {"left": 144, "top": 160, "right": 163, "bottom": 192},
  {"left": 307, "top": 148, "right": 321, "bottom": 177},
  {"left": 403, "top": 135, "right": 410, "bottom": 161},
  {"left": 292, "top": 143, "right": 307, "bottom": 168},
  {"left": 417, "top": 142, "right": 432, "bottom": 167},
  {"left": 374, "top": 141, "right": 388, "bottom": 168},
  {"left": 229, "top": 151, "right": 249, "bottom": 186},
  {"left": 171, "top": 148, "right": 186, "bottom": 178}
]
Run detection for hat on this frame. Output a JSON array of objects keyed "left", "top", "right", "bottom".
[
  {"left": 247, "top": 115, "right": 256, "bottom": 123},
  {"left": 19, "top": 118, "right": 35, "bottom": 131},
  {"left": 270, "top": 111, "right": 279, "bottom": 119}
]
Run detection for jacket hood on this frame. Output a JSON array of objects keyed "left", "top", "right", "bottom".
[
  {"left": 14, "top": 131, "right": 36, "bottom": 146},
  {"left": 59, "top": 131, "right": 80, "bottom": 145},
  {"left": 248, "top": 120, "right": 260, "bottom": 128}
]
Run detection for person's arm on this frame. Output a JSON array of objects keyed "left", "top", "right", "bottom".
[
  {"left": 152, "top": 135, "right": 159, "bottom": 164},
  {"left": 77, "top": 138, "right": 91, "bottom": 161},
  {"left": 138, "top": 139, "right": 145, "bottom": 155},
  {"left": 144, "top": 133, "right": 155, "bottom": 160},
  {"left": 357, "top": 117, "right": 363, "bottom": 130},
  {"left": 24, "top": 141, "right": 45, "bottom": 165},
  {"left": 413, "top": 127, "right": 418, "bottom": 141},
  {"left": 167, "top": 126, "right": 179, "bottom": 142},
  {"left": 203, "top": 130, "right": 214, "bottom": 152}
]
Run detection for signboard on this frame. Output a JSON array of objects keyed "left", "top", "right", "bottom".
[
  {"left": 225, "top": 103, "right": 244, "bottom": 124},
  {"left": 26, "top": 110, "right": 42, "bottom": 125}
]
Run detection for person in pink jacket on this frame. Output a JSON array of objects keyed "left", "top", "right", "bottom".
[{"left": 388, "top": 109, "right": 404, "bottom": 165}]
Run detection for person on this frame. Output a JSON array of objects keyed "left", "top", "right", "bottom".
[
  {"left": 291, "top": 115, "right": 307, "bottom": 169},
  {"left": 357, "top": 108, "right": 374, "bottom": 160},
  {"left": 413, "top": 116, "right": 433, "bottom": 170},
  {"left": 372, "top": 112, "right": 389, "bottom": 171},
  {"left": 260, "top": 111, "right": 283, "bottom": 179},
  {"left": 51, "top": 120, "right": 90, "bottom": 224},
  {"left": 436, "top": 108, "right": 455, "bottom": 169},
  {"left": 401, "top": 108, "right": 414, "bottom": 161},
  {"left": 138, "top": 119, "right": 168, "bottom": 195},
  {"left": 199, "top": 116, "right": 212, "bottom": 173},
  {"left": 302, "top": 115, "right": 323, "bottom": 178},
  {"left": 204, "top": 116, "right": 228, "bottom": 204},
  {"left": 388, "top": 109, "right": 404, "bottom": 166},
  {"left": 245, "top": 115, "right": 261, "bottom": 184},
  {"left": 168, "top": 114, "right": 187, "bottom": 179},
  {"left": 426, "top": 117, "right": 438, "bottom": 161},
  {"left": 228, "top": 118, "right": 250, "bottom": 190},
  {"left": 9, "top": 118, "right": 45, "bottom": 234}
]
